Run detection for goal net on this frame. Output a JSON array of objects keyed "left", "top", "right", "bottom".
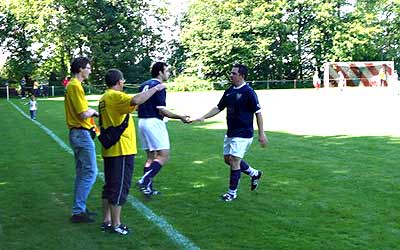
[{"left": 323, "top": 61, "right": 394, "bottom": 87}]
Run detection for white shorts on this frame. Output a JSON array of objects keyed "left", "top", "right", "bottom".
[
  {"left": 223, "top": 136, "right": 253, "bottom": 159},
  {"left": 138, "top": 118, "right": 170, "bottom": 151}
]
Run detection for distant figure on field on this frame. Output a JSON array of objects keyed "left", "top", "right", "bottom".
[
  {"left": 33, "top": 80, "right": 40, "bottom": 97},
  {"left": 337, "top": 70, "right": 346, "bottom": 91},
  {"left": 63, "top": 76, "right": 71, "bottom": 88},
  {"left": 40, "top": 81, "right": 49, "bottom": 98},
  {"left": 313, "top": 71, "right": 321, "bottom": 89},
  {"left": 25, "top": 95, "right": 37, "bottom": 120},
  {"left": 379, "top": 67, "right": 387, "bottom": 87}
]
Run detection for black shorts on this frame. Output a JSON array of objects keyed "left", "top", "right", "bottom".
[{"left": 102, "top": 155, "right": 135, "bottom": 206}]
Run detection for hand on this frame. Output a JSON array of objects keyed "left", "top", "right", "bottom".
[
  {"left": 180, "top": 115, "right": 192, "bottom": 124},
  {"left": 155, "top": 83, "right": 167, "bottom": 91},
  {"left": 89, "top": 108, "right": 99, "bottom": 117},
  {"left": 258, "top": 133, "right": 268, "bottom": 147}
]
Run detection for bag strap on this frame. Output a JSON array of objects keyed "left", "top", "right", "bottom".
[
  {"left": 98, "top": 105, "right": 129, "bottom": 130},
  {"left": 119, "top": 113, "right": 130, "bottom": 129}
]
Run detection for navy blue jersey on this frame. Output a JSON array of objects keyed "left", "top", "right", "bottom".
[
  {"left": 137, "top": 79, "right": 166, "bottom": 120},
  {"left": 217, "top": 83, "right": 261, "bottom": 138}
]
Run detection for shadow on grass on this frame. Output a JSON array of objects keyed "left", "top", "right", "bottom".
[{"left": 133, "top": 119, "right": 400, "bottom": 202}]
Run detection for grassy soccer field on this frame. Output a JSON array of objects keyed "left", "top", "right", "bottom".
[{"left": 0, "top": 88, "right": 399, "bottom": 250}]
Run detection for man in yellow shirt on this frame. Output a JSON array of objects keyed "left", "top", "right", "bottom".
[
  {"left": 65, "top": 57, "right": 99, "bottom": 223},
  {"left": 99, "top": 69, "right": 165, "bottom": 235}
]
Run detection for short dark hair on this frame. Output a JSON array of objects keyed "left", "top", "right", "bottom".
[
  {"left": 70, "top": 57, "right": 91, "bottom": 74},
  {"left": 105, "top": 69, "right": 124, "bottom": 87},
  {"left": 233, "top": 63, "right": 248, "bottom": 80},
  {"left": 151, "top": 62, "right": 168, "bottom": 78}
]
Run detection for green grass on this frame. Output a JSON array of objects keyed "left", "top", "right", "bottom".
[{"left": 0, "top": 93, "right": 400, "bottom": 250}]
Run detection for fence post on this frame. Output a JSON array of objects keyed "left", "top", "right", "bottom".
[
  {"left": 51, "top": 86, "right": 55, "bottom": 96},
  {"left": 294, "top": 79, "right": 297, "bottom": 89},
  {"left": 6, "top": 85, "right": 9, "bottom": 101},
  {"left": 267, "top": 81, "right": 270, "bottom": 89}
]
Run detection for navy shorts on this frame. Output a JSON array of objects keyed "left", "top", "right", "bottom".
[{"left": 102, "top": 155, "right": 134, "bottom": 206}]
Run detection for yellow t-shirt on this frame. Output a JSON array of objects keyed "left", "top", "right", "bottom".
[
  {"left": 99, "top": 89, "right": 137, "bottom": 157},
  {"left": 64, "top": 78, "right": 92, "bottom": 129}
]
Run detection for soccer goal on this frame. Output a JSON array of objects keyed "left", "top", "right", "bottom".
[{"left": 323, "top": 61, "right": 395, "bottom": 87}]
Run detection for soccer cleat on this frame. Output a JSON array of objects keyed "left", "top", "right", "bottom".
[
  {"left": 142, "top": 187, "right": 161, "bottom": 196},
  {"left": 112, "top": 224, "right": 130, "bottom": 236},
  {"left": 251, "top": 171, "right": 263, "bottom": 191},
  {"left": 100, "top": 222, "right": 112, "bottom": 232},
  {"left": 70, "top": 213, "right": 94, "bottom": 223},
  {"left": 221, "top": 192, "right": 237, "bottom": 202}
]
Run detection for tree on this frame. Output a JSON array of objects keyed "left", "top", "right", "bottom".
[
  {"left": 178, "top": 0, "right": 391, "bottom": 81},
  {"left": 0, "top": 0, "right": 167, "bottom": 86}
]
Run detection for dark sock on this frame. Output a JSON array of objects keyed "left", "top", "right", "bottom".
[
  {"left": 229, "top": 169, "right": 241, "bottom": 191},
  {"left": 240, "top": 161, "right": 250, "bottom": 175},
  {"left": 141, "top": 166, "right": 152, "bottom": 187},
  {"left": 143, "top": 166, "right": 152, "bottom": 175},
  {"left": 143, "top": 161, "right": 162, "bottom": 187}
]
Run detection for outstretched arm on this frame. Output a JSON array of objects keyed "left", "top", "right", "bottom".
[
  {"left": 255, "top": 112, "right": 268, "bottom": 147},
  {"left": 194, "top": 107, "right": 221, "bottom": 122},
  {"left": 159, "top": 108, "right": 191, "bottom": 123},
  {"left": 130, "top": 84, "right": 166, "bottom": 106}
]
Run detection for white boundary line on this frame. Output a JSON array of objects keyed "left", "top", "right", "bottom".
[{"left": 9, "top": 100, "right": 199, "bottom": 250}]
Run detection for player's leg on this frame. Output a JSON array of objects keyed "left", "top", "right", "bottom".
[
  {"left": 69, "top": 129, "right": 98, "bottom": 221},
  {"left": 101, "top": 199, "right": 112, "bottom": 232},
  {"left": 221, "top": 155, "right": 241, "bottom": 201},
  {"left": 107, "top": 155, "right": 134, "bottom": 235},
  {"left": 139, "top": 118, "right": 170, "bottom": 195},
  {"left": 137, "top": 150, "right": 156, "bottom": 187},
  {"left": 137, "top": 119, "right": 153, "bottom": 187},
  {"left": 141, "top": 149, "right": 169, "bottom": 195},
  {"left": 224, "top": 155, "right": 231, "bottom": 166},
  {"left": 221, "top": 136, "right": 240, "bottom": 201}
]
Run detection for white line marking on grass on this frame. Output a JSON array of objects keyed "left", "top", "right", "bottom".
[{"left": 9, "top": 101, "right": 199, "bottom": 250}]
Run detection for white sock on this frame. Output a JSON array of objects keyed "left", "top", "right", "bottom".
[
  {"left": 228, "top": 189, "right": 237, "bottom": 196},
  {"left": 247, "top": 167, "right": 258, "bottom": 177}
]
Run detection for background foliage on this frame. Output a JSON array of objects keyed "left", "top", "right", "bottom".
[
  {"left": 1, "top": 0, "right": 400, "bottom": 88},
  {"left": 179, "top": 0, "right": 400, "bottom": 81}
]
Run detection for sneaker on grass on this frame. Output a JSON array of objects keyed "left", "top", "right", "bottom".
[
  {"left": 221, "top": 192, "right": 237, "bottom": 202},
  {"left": 70, "top": 213, "right": 94, "bottom": 223},
  {"left": 112, "top": 224, "right": 130, "bottom": 236},
  {"left": 251, "top": 171, "right": 263, "bottom": 191},
  {"left": 142, "top": 187, "right": 161, "bottom": 196},
  {"left": 100, "top": 222, "right": 112, "bottom": 232}
]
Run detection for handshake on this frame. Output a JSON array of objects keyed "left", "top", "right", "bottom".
[{"left": 179, "top": 115, "right": 204, "bottom": 124}]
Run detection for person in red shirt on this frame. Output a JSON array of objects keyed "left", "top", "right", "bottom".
[{"left": 63, "top": 76, "right": 71, "bottom": 88}]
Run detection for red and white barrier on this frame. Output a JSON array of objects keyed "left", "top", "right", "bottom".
[{"left": 323, "top": 61, "right": 394, "bottom": 87}]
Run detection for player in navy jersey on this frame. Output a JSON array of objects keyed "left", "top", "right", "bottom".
[
  {"left": 137, "top": 62, "right": 191, "bottom": 195},
  {"left": 194, "top": 64, "right": 268, "bottom": 201}
]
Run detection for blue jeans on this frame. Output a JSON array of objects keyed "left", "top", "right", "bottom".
[
  {"left": 69, "top": 129, "right": 98, "bottom": 215},
  {"left": 30, "top": 110, "right": 36, "bottom": 119}
]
